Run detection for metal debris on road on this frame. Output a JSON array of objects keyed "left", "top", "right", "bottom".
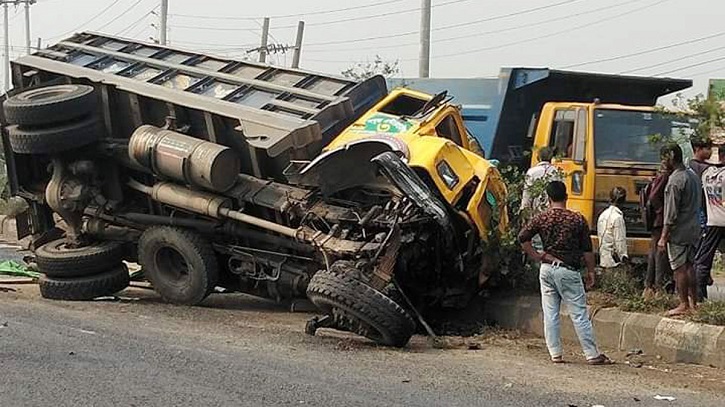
[
  {"left": 654, "top": 395, "right": 676, "bottom": 401},
  {"left": 626, "top": 349, "right": 644, "bottom": 357}
]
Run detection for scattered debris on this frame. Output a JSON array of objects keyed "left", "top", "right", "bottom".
[
  {"left": 0, "top": 260, "right": 40, "bottom": 279},
  {"left": 0, "top": 286, "right": 17, "bottom": 292},
  {"left": 654, "top": 395, "right": 676, "bottom": 402},
  {"left": 503, "top": 383, "right": 513, "bottom": 389},
  {"left": 0, "top": 321, "right": 7, "bottom": 328},
  {"left": 68, "top": 351, "right": 75, "bottom": 356},
  {"left": 625, "top": 361, "right": 643, "bottom": 368},
  {"left": 402, "top": 379, "right": 411, "bottom": 383},
  {"left": 78, "top": 329, "right": 96, "bottom": 335},
  {"left": 626, "top": 349, "right": 644, "bottom": 357},
  {"left": 633, "top": 397, "right": 641, "bottom": 402},
  {"left": 467, "top": 343, "right": 482, "bottom": 350}
]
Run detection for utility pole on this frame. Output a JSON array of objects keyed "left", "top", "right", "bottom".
[
  {"left": 419, "top": 0, "right": 431, "bottom": 78},
  {"left": 159, "top": 0, "right": 168, "bottom": 45},
  {"left": 259, "top": 17, "right": 270, "bottom": 63},
  {"left": 24, "top": 0, "right": 35, "bottom": 54},
  {"left": 291, "top": 20, "right": 304, "bottom": 69},
  {"left": 3, "top": 2, "right": 8, "bottom": 92}
]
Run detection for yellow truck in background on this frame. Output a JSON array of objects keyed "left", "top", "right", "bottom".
[{"left": 392, "top": 69, "right": 695, "bottom": 258}]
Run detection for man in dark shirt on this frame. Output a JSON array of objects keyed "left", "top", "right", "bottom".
[
  {"left": 519, "top": 181, "right": 612, "bottom": 365},
  {"left": 644, "top": 164, "right": 673, "bottom": 297},
  {"left": 659, "top": 144, "right": 702, "bottom": 316}
]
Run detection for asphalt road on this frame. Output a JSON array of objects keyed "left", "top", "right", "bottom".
[{"left": 0, "top": 284, "right": 724, "bottom": 407}]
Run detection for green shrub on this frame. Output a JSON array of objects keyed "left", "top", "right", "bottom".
[{"left": 692, "top": 301, "right": 725, "bottom": 326}]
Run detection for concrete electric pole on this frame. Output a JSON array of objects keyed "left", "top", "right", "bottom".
[
  {"left": 259, "top": 17, "right": 270, "bottom": 63},
  {"left": 419, "top": 0, "right": 431, "bottom": 78},
  {"left": 3, "top": 2, "right": 8, "bottom": 92},
  {"left": 159, "top": 0, "right": 168, "bottom": 45},
  {"left": 291, "top": 21, "right": 304, "bottom": 69},
  {"left": 24, "top": 0, "right": 35, "bottom": 54}
]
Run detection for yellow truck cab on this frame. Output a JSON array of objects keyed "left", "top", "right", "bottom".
[
  {"left": 324, "top": 88, "right": 508, "bottom": 240},
  {"left": 530, "top": 102, "right": 695, "bottom": 257}
]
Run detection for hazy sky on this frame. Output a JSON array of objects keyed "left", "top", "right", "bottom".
[{"left": 8, "top": 0, "right": 723, "bottom": 103}]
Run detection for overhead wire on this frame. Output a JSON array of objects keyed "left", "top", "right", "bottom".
[
  {"left": 303, "top": 0, "right": 641, "bottom": 54},
  {"left": 168, "top": 0, "right": 406, "bottom": 21},
  {"left": 304, "top": 0, "right": 670, "bottom": 63},
  {"left": 116, "top": 4, "right": 159, "bottom": 37},
  {"left": 171, "top": 0, "right": 472, "bottom": 32},
  {"left": 46, "top": 0, "right": 123, "bottom": 40},
  {"left": 654, "top": 55, "right": 725, "bottom": 76},
  {"left": 304, "top": 0, "right": 583, "bottom": 47},
  {"left": 620, "top": 44, "right": 725, "bottom": 74},
  {"left": 96, "top": 0, "right": 147, "bottom": 31},
  {"left": 562, "top": 31, "right": 725, "bottom": 69}
]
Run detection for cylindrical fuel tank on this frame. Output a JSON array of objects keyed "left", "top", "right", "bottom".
[{"left": 129, "top": 125, "right": 240, "bottom": 192}]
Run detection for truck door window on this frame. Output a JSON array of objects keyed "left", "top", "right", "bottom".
[
  {"left": 572, "top": 108, "right": 587, "bottom": 163},
  {"left": 436, "top": 115, "right": 463, "bottom": 146},
  {"left": 549, "top": 110, "right": 576, "bottom": 159}
]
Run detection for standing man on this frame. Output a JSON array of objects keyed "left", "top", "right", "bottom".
[
  {"left": 521, "top": 147, "right": 561, "bottom": 216},
  {"left": 643, "top": 163, "right": 673, "bottom": 297},
  {"left": 658, "top": 144, "right": 702, "bottom": 315},
  {"left": 694, "top": 149, "right": 725, "bottom": 301},
  {"left": 597, "top": 187, "right": 629, "bottom": 269},
  {"left": 519, "top": 181, "right": 613, "bottom": 365},
  {"left": 689, "top": 138, "right": 713, "bottom": 227}
]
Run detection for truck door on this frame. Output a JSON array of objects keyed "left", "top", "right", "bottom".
[{"left": 546, "top": 107, "right": 593, "bottom": 224}]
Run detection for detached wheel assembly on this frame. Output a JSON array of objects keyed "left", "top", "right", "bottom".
[
  {"left": 138, "top": 226, "right": 219, "bottom": 306},
  {"left": 3, "top": 84, "right": 97, "bottom": 127},
  {"left": 39, "top": 264, "right": 130, "bottom": 301},
  {"left": 35, "top": 238, "right": 126, "bottom": 278},
  {"left": 306, "top": 262, "right": 416, "bottom": 348},
  {"left": 6, "top": 116, "right": 100, "bottom": 155}
]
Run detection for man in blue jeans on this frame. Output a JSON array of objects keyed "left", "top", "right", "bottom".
[{"left": 518, "top": 181, "right": 613, "bottom": 365}]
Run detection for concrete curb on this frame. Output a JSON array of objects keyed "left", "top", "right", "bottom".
[{"left": 483, "top": 296, "right": 725, "bottom": 368}]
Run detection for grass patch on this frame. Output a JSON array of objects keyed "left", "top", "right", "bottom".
[
  {"left": 619, "top": 294, "right": 680, "bottom": 313},
  {"left": 692, "top": 301, "right": 725, "bottom": 326}
]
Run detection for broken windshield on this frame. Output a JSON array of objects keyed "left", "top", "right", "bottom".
[{"left": 594, "top": 109, "right": 695, "bottom": 167}]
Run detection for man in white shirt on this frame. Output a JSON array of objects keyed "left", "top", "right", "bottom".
[
  {"left": 521, "top": 147, "right": 561, "bottom": 216},
  {"left": 597, "top": 187, "right": 629, "bottom": 268}
]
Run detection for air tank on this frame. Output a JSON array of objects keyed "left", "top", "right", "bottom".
[{"left": 129, "top": 125, "right": 240, "bottom": 192}]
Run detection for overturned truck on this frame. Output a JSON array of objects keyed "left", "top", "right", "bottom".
[{"left": 2, "top": 33, "right": 508, "bottom": 347}]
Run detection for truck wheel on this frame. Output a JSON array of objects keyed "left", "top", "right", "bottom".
[
  {"left": 138, "top": 227, "right": 219, "bottom": 305},
  {"left": 3, "top": 84, "right": 97, "bottom": 127},
  {"left": 39, "top": 264, "right": 130, "bottom": 301},
  {"left": 306, "top": 262, "right": 416, "bottom": 348},
  {"left": 35, "top": 238, "right": 126, "bottom": 278},
  {"left": 7, "top": 117, "right": 100, "bottom": 154}
]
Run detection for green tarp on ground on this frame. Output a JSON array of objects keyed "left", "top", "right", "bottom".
[{"left": 0, "top": 260, "right": 40, "bottom": 279}]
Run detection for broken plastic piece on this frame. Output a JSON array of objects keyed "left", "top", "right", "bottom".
[{"left": 654, "top": 395, "right": 676, "bottom": 402}]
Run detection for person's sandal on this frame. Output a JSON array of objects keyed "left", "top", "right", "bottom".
[
  {"left": 551, "top": 356, "right": 565, "bottom": 364},
  {"left": 587, "top": 354, "right": 614, "bottom": 365}
]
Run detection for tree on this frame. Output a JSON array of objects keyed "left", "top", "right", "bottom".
[{"left": 341, "top": 55, "right": 400, "bottom": 81}]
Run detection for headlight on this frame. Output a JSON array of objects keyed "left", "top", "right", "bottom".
[{"left": 571, "top": 171, "right": 584, "bottom": 195}]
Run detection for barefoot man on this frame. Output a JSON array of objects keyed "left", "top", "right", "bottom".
[{"left": 658, "top": 144, "right": 702, "bottom": 315}]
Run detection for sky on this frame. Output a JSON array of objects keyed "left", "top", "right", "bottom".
[{"left": 6, "top": 0, "right": 724, "bottom": 104}]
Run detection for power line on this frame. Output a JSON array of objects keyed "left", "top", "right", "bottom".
[
  {"left": 304, "top": 0, "right": 582, "bottom": 48},
  {"left": 168, "top": 0, "right": 406, "bottom": 21},
  {"left": 171, "top": 0, "right": 472, "bottom": 32},
  {"left": 96, "top": 0, "right": 146, "bottom": 31},
  {"left": 620, "top": 44, "right": 725, "bottom": 74},
  {"left": 654, "top": 55, "right": 725, "bottom": 76},
  {"left": 303, "top": 0, "right": 639, "bottom": 54},
  {"left": 562, "top": 31, "right": 725, "bottom": 69},
  {"left": 116, "top": 4, "right": 158, "bottom": 37},
  {"left": 688, "top": 65, "right": 725, "bottom": 78},
  {"left": 306, "top": 0, "right": 669, "bottom": 63},
  {"left": 46, "top": 0, "right": 122, "bottom": 40}
]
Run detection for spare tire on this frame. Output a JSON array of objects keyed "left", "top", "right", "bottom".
[
  {"left": 39, "top": 264, "right": 130, "bottom": 301},
  {"left": 3, "top": 84, "right": 96, "bottom": 127},
  {"left": 35, "top": 238, "right": 126, "bottom": 278},
  {"left": 138, "top": 226, "right": 219, "bottom": 305},
  {"left": 307, "top": 262, "right": 416, "bottom": 348},
  {"left": 7, "top": 116, "right": 101, "bottom": 154}
]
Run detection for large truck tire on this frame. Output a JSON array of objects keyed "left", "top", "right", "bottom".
[
  {"left": 35, "top": 238, "right": 126, "bottom": 278},
  {"left": 306, "top": 263, "right": 416, "bottom": 348},
  {"left": 39, "top": 265, "right": 130, "bottom": 301},
  {"left": 7, "top": 116, "right": 100, "bottom": 154},
  {"left": 3, "top": 84, "right": 97, "bottom": 127},
  {"left": 138, "top": 227, "right": 219, "bottom": 306}
]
